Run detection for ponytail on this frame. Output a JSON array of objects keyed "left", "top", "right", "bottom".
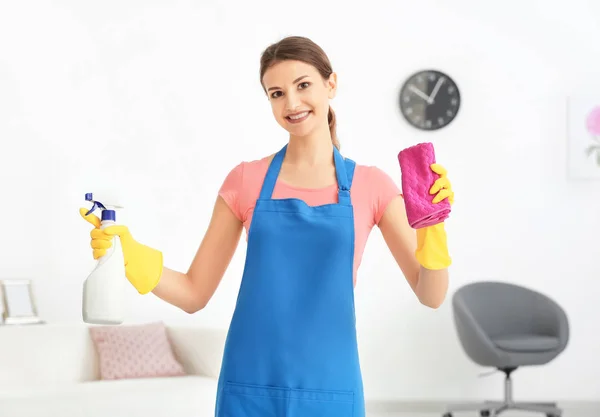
[{"left": 328, "top": 106, "right": 340, "bottom": 150}]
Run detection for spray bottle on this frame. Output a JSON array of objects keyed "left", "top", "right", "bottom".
[{"left": 82, "top": 193, "right": 127, "bottom": 325}]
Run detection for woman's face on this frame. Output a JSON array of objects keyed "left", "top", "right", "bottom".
[{"left": 262, "top": 60, "right": 336, "bottom": 137}]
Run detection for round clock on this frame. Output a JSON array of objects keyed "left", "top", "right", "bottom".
[{"left": 398, "top": 69, "right": 461, "bottom": 131}]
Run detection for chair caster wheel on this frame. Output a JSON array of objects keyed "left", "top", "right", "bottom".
[
  {"left": 480, "top": 411, "right": 491, "bottom": 417},
  {"left": 442, "top": 413, "right": 452, "bottom": 417},
  {"left": 547, "top": 414, "right": 560, "bottom": 417}
]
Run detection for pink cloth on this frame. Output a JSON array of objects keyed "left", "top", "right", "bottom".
[
  {"left": 89, "top": 321, "right": 186, "bottom": 380},
  {"left": 398, "top": 142, "right": 451, "bottom": 229},
  {"left": 218, "top": 155, "right": 402, "bottom": 286}
]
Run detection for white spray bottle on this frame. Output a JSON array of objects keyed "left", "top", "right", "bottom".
[{"left": 82, "top": 193, "right": 127, "bottom": 325}]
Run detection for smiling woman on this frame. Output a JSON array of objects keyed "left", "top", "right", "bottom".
[
  {"left": 78, "top": 35, "right": 455, "bottom": 417},
  {"left": 259, "top": 37, "right": 340, "bottom": 150}
]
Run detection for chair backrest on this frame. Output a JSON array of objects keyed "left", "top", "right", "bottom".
[{"left": 453, "top": 281, "right": 564, "bottom": 339}]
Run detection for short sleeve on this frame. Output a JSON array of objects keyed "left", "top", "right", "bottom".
[
  {"left": 218, "top": 162, "right": 244, "bottom": 222},
  {"left": 370, "top": 166, "right": 402, "bottom": 225}
]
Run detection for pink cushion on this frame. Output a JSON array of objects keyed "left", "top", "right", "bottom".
[{"left": 89, "top": 321, "right": 186, "bottom": 380}]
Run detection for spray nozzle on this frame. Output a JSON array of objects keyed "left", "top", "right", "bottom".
[{"left": 85, "top": 193, "right": 123, "bottom": 222}]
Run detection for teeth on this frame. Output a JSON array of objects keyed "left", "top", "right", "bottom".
[{"left": 288, "top": 111, "right": 309, "bottom": 120}]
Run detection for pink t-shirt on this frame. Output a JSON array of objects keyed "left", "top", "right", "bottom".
[{"left": 218, "top": 155, "right": 401, "bottom": 285}]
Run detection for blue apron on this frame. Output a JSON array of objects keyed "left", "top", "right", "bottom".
[{"left": 215, "top": 144, "right": 365, "bottom": 417}]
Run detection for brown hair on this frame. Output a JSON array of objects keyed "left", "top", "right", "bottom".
[{"left": 259, "top": 36, "right": 339, "bottom": 149}]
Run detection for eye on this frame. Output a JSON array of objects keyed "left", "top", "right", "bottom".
[
  {"left": 270, "top": 91, "right": 282, "bottom": 99},
  {"left": 298, "top": 82, "right": 310, "bottom": 89}
]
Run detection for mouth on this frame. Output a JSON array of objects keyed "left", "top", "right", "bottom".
[{"left": 285, "top": 111, "right": 311, "bottom": 124}]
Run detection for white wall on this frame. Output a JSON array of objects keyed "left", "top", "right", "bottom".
[{"left": 2, "top": 0, "right": 599, "bottom": 403}]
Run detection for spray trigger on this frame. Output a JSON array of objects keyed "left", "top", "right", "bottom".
[{"left": 85, "top": 193, "right": 107, "bottom": 216}]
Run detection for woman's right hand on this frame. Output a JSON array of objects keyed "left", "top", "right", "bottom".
[{"left": 80, "top": 208, "right": 164, "bottom": 295}]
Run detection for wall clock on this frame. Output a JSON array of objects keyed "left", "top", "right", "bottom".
[{"left": 399, "top": 69, "right": 461, "bottom": 131}]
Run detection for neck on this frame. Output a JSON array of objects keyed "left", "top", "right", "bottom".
[{"left": 285, "top": 125, "right": 334, "bottom": 167}]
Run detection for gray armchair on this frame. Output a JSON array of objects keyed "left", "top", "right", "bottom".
[{"left": 443, "top": 281, "right": 569, "bottom": 417}]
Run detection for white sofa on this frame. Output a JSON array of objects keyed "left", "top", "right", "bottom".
[{"left": 0, "top": 322, "right": 228, "bottom": 417}]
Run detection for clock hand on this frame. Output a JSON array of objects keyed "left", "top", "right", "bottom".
[
  {"left": 408, "top": 85, "right": 432, "bottom": 103},
  {"left": 428, "top": 77, "right": 445, "bottom": 103}
]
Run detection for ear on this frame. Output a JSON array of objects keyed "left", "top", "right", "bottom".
[{"left": 327, "top": 72, "right": 337, "bottom": 99}]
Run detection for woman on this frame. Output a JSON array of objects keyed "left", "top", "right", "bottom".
[{"left": 80, "top": 36, "right": 454, "bottom": 417}]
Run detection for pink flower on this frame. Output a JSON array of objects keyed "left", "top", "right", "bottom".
[{"left": 586, "top": 106, "right": 600, "bottom": 136}]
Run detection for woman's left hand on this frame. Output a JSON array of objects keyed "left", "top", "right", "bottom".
[{"left": 429, "top": 164, "right": 454, "bottom": 205}]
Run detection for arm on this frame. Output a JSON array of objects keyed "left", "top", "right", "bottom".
[
  {"left": 378, "top": 196, "right": 449, "bottom": 309},
  {"left": 82, "top": 194, "right": 243, "bottom": 315},
  {"left": 152, "top": 196, "right": 243, "bottom": 313}
]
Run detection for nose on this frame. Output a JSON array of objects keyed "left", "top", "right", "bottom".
[{"left": 284, "top": 91, "right": 301, "bottom": 112}]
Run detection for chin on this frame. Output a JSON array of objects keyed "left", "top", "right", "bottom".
[
  {"left": 279, "top": 121, "right": 314, "bottom": 137},
  {"left": 289, "top": 125, "right": 314, "bottom": 137},
  {"left": 291, "top": 127, "right": 320, "bottom": 139}
]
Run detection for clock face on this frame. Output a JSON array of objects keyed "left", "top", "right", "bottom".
[{"left": 399, "top": 70, "right": 461, "bottom": 131}]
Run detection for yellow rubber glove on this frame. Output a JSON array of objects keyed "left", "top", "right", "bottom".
[
  {"left": 80, "top": 208, "right": 163, "bottom": 294},
  {"left": 415, "top": 163, "right": 454, "bottom": 270}
]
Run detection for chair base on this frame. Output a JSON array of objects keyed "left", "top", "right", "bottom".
[
  {"left": 443, "top": 400, "right": 562, "bottom": 416},
  {"left": 442, "top": 367, "right": 562, "bottom": 417}
]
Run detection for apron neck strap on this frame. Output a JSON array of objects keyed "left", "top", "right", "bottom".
[
  {"left": 259, "top": 143, "right": 353, "bottom": 203},
  {"left": 333, "top": 146, "right": 351, "bottom": 205},
  {"left": 259, "top": 145, "right": 286, "bottom": 200}
]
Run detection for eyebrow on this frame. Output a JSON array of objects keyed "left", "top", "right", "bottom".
[{"left": 267, "top": 75, "right": 309, "bottom": 92}]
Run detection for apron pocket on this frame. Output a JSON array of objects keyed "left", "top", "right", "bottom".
[
  {"left": 221, "top": 381, "right": 289, "bottom": 417},
  {"left": 288, "top": 388, "right": 355, "bottom": 417}
]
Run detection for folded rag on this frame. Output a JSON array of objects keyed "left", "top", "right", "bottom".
[{"left": 398, "top": 142, "right": 451, "bottom": 229}]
